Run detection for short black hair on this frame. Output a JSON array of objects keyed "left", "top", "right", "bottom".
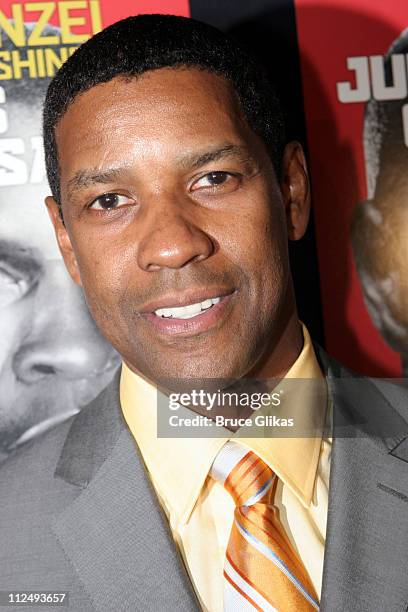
[{"left": 43, "top": 14, "right": 286, "bottom": 204}]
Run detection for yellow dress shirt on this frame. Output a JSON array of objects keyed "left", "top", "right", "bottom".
[{"left": 120, "top": 324, "right": 332, "bottom": 612}]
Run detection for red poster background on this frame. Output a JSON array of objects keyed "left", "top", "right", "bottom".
[
  {"left": 295, "top": 0, "right": 407, "bottom": 376},
  {"left": 99, "top": 0, "right": 189, "bottom": 26}
]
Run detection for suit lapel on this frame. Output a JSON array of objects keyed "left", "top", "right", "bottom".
[
  {"left": 316, "top": 349, "right": 408, "bottom": 611},
  {"left": 52, "top": 370, "right": 198, "bottom": 612}
]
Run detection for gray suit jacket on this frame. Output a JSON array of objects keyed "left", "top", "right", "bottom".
[{"left": 1, "top": 346, "right": 408, "bottom": 612}]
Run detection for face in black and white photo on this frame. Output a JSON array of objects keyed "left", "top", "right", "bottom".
[{"left": 0, "top": 31, "right": 119, "bottom": 460}]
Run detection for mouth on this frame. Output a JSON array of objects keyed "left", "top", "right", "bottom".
[
  {"left": 154, "top": 295, "right": 221, "bottom": 319},
  {"left": 140, "top": 288, "right": 236, "bottom": 336}
]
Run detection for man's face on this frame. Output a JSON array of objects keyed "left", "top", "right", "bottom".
[
  {"left": 51, "top": 68, "right": 301, "bottom": 384},
  {"left": 0, "top": 103, "right": 118, "bottom": 458}
]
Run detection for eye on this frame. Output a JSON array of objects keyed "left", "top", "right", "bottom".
[
  {"left": 0, "top": 265, "right": 30, "bottom": 308},
  {"left": 89, "top": 193, "right": 134, "bottom": 211},
  {"left": 190, "top": 171, "right": 240, "bottom": 193}
]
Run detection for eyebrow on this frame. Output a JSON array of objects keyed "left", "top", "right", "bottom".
[
  {"left": 65, "top": 167, "right": 125, "bottom": 201},
  {"left": 64, "top": 143, "right": 256, "bottom": 201},
  {"left": 178, "top": 143, "right": 255, "bottom": 170}
]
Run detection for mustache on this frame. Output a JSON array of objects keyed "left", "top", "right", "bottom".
[{"left": 120, "top": 264, "right": 247, "bottom": 311}]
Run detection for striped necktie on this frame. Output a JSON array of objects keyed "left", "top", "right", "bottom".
[{"left": 210, "top": 441, "right": 319, "bottom": 611}]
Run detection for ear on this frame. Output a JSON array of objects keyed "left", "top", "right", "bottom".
[
  {"left": 45, "top": 196, "right": 82, "bottom": 286},
  {"left": 280, "top": 141, "right": 311, "bottom": 240}
]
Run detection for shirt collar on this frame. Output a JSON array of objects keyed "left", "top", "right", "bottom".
[{"left": 120, "top": 323, "right": 328, "bottom": 525}]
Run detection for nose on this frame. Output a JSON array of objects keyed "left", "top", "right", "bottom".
[
  {"left": 137, "top": 194, "right": 215, "bottom": 271},
  {"left": 13, "top": 260, "right": 117, "bottom": 385}
]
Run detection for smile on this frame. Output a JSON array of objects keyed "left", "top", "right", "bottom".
[
  {"left": 154, "top": 297, "right": 221, "bottom": 320},
  {"left": 142, "top": 290, "right": 235, "bottom": 337}
]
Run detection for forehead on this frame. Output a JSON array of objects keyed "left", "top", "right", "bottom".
[
  {"left": 55, "top": 68, "right": 258, "bottom": 187},
  {"left": 60, "top": 67, "right": 242, "bottom": 131}
]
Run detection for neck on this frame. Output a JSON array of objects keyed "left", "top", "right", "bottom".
[{"left": 247, "top": 309, "right": 304, "bottom": 381}]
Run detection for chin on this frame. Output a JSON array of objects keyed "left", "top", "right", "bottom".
[{"left": 152, "top": 359, "right": 248, "bottom": 393}]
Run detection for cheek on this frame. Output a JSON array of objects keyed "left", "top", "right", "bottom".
[
  {"left": 0, "top": 300, "right": 31, "bottom": 371},
  {"left": 0, "top": 311, "right": 19, "bottom": 365},
  {"left": 77, "top": 246, "right": 151, "bottom": 363},
  {"left": 71, "top": 233, "right": 131, "bottom": 323},
  {"left": 224, "top": 198, "right": 288, "bottom": 289}
]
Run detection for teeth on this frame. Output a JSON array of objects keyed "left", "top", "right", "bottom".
[
  {"left": 159, "top": 308, "right": 173, "bottom": 318},
  {"left": 155, "top": 296, "right": 221, "bottom": 319},
  {"left": 201, "top": 299, "right": 213, "bottom": 309}
]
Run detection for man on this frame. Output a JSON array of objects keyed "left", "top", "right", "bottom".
[
  {"left": 352, "top": 29, "right": 408, "bottom": 376},
  {"left": 1, "top": 14, "right": 408, "bottom": 612},
  {"left": 0, "top": 25, "right": 119, "bottom": 461}
]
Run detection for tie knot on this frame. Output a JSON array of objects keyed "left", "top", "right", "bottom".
[{"left": 210, "top": 441, "right": 275, "bottom": 506}]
